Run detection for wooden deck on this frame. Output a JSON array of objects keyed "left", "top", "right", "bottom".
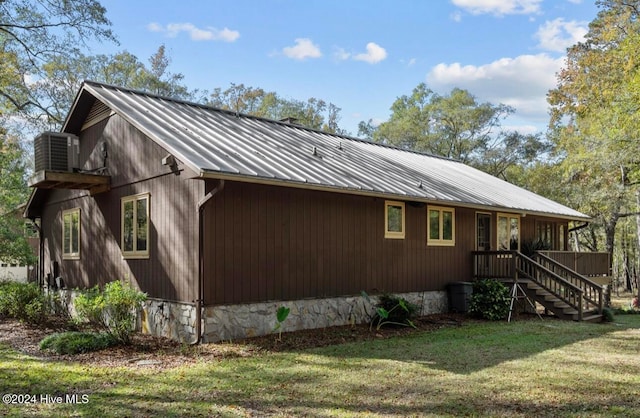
[{"left": 472, "top": 251, "right": 607, "bottom": 322}]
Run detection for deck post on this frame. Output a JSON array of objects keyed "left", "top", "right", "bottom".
[{"left": 578, "top": 297, "right": 583, "bottom": 321}]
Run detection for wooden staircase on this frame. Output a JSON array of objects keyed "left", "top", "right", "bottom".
[
  {"left": 473, "top": 251, "right": 605, "bottom": 322},
  {"left": 519, "top": 279, "right": 602, "bottom": 322}
]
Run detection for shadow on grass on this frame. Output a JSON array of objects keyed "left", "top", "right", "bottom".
[
  {"left": 309, "top": 316, "right": 636, "bottom": 374},
  {"left": 2, "top": 316, "right": 639, "bottom": 417}
]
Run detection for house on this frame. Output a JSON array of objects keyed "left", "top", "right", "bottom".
[{"left": 24, "top": 81, "right": 605, "bottom": 343}]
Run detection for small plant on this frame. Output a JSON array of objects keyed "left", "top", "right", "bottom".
[
  {"left": 0, "top": 281, "right": 46, "bottom": 324},
  {"left": 468, "top": 279, "right": 511, "bottom": 321},
  {"left": 39, "top": 331, "right": 116, "bottom": 355},
  {"left": 601, "top": 307, "right": 615, "bottom": 322},
  {"left": 362, "top": 291, "right": 418, "bottom": 330},
  {"left": 273, "top": 306, "right": 291, "bottom": 340},
  {"left": 520, "top": 238, "right": 551, "bottom": 258},
  {"left": 73, "top": 281, "right": 147, "bottom": 345}
]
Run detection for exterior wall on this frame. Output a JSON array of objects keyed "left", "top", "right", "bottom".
[
  {"left": 202, "top": 181, "right": 479, "bottom": 305},
  {"left": 521, "top": 215, "right": 569, "bottom": 251},
  {"left": 38, "top": 113, "right": 203, "bottom": 302}
]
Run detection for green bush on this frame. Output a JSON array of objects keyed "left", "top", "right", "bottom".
[
  {"left": 74, "top": 286, "right": 106, "bottom": 328},
  {"left": 369, "top": 293, "right": 418, "bottom": 330},
  {"left": 39, "top": 331, "right": 116, "bottom": 355},
  {"left": 468, "top": 279, "right": 511, "bottom": 321},
  {"left": 74, "top": 281, "right": 147, "bottom": 344},
  {"left": 0, "top": 281, "right": 46, "bottom": 324},
  {"left": 602, "top": 307, "right": 615, "bottom": 322}
]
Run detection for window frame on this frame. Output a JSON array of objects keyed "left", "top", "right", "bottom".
[
  {"left": 121, "top": 193, "right": 150, "bottom": 259},
  {"left": 384, "top": 200, "right": 405, "bottom": 239},
  {"left": 427, "top": 206, "right": 456, "bottom": 246},
  {"left": 62, "top": 208, "right": 81, "bottom": 260},
  {"left": 497, "top": 213, "right": 520, "bottom": 251}
]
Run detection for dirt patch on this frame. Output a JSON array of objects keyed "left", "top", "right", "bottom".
[{"left": 0, "top": 313, "right": 473, "bottom": 369}]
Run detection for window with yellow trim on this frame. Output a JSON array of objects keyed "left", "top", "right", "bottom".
[
  {"left": 385, "top": 201, "right": 405, "bottom": 239},
  {"left": 427, "top": 206, "right": 455, "bottom": 246},
  {"left": 497, "top": 213, "right": 520, "bottom": 250},
  {"left": 62, "top": 208, "right": 81, "bottom": 259},
  {"left": 121, "top": 193, "right": 150, "bottom": 258}
]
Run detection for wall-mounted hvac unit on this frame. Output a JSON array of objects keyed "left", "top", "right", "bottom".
[{"left": 34, "top": 132, "right": 80, "bottom": 173}]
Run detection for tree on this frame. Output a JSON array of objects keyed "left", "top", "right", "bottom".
[
  {"left": 30, "top": 46, "right": 200, "bottom": 131},
  {"left": 547, "top": 0, "right": 640, "bottom": 255},
  {"left": 208, "top": 83, "right": 346, "bottom": 134},
  {"left": 0, "top": 0, "right": 116, "bottom": 126},
  {"left": 361, "top": 83, "right": 548, "bottom": 177},
  {"left": 0, "top": 129, "right": 35, "bottom": 264}
]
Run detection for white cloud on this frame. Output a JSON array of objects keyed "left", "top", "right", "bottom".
[
  {"left": 333, "top": 47, "right": 351, "bottom": 61},
  {"left": 147, "top": 22, "right": 240, "bottom": 42},
  {"left": 535, "top": 18, "right": 588, "bottom": 52},
  {"left": 451, "top": 11, "right": 463, "bottom": 22},
  {"left": 426, "top": 53, "right": 565, "bottom": 125},
  {"left": 353, "top": 42, "right": 387, "bottom": 64},
  {"left": 282, "top": 38, "right": 322, "bottom": 60},
  {"left": 451, "top": 0, "right": 542, "bottom": 16}
]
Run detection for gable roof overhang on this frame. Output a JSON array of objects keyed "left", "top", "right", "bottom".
[{"left": 54, "top": 81, "right": 590, "bottom": 222}]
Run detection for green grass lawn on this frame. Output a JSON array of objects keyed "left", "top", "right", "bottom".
[{"left": 2, "top": 315, "right": 640, "bottom": 417}]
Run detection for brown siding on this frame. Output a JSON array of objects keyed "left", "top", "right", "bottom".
[
  {"left": 202, "top": 181, "right": 477, "bottom": 305},
  {"left": 40, "top": 114, "right": 202, "bottom": 302}
]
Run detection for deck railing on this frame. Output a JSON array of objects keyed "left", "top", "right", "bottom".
[
  {"left": 537, "top": 251, "right": 611, "bottom": 278},
  {"left": 472, "top": 251, "right": 604, "bottom": 320}
]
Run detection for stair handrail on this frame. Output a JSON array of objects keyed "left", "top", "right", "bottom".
[
  {"left": 515, "top": 252, "right": 585, "bottom": 319},
  {"left": 532, "top": 252, "right": 603, "bottom": 314}
]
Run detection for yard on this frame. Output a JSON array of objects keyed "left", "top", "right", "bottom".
[{"left": 1, "top": 308, "right": 640, "bottom": 417}]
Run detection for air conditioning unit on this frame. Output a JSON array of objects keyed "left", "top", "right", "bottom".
[{"left": 34, "top": 132, "right": 79, "bottom": 172}]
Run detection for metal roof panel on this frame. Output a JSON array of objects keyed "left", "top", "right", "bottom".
[{"left": 74, "top": 81, "right": 589, "bottom": 220}]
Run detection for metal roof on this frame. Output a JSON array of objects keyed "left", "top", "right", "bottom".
[{"left": 64, "top": 81, "right": 589, "bottom": 220}]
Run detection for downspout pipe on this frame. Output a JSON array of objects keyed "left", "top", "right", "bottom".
[
  {"left": 28, "top": 217, "right": 43, "bottom": 289},
  {"left": 192, "top": 179, "right": 225, "bottom": 345}
]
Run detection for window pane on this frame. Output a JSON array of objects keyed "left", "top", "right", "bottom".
[
  {"left": 498, "top": 216, "right": 508, "bottom": 250},
  {"left": 443, "top": 211, "right": 453, "bottom": 240},
  {"left": 509, "top": 217, "right": 519, "bottom": 250},
  {"left": 136, "top": 198, "right": 148, "bottom": 251},
  {"left": 63, "top": 214, "right": 71, "bottom": 254},
  {"left": 429, "top": 210, "right": 440, "bottom": 240},
  {"left": 71, "top": 212, "right": 79, "bottom": 254},
  {"left": 123, "top": 201, "right": 134, "bottom": 252},
  {"left": 387, "top": 205, "right": 403, "bottom": 232}
]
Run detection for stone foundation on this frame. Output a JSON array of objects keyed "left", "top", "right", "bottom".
[
  {"left": 140, "top": 299, "right": 197, "bottom": 343},
  {"left": 201, "top": 290, "right": 447, "bottom": 342},
  {"left": 47, "top": 288, "right": 448, "bottom": 344}
]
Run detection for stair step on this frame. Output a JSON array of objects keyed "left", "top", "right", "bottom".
[{"left": 581, "top": 314, "right": 603, "bottom": 322}]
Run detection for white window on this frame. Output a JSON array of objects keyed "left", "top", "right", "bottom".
[
  {"left": 62, "top": 208, "right": 81, "bottom": 259},
  {"left": 121, "top": 193, "right": 150, "bottom": 259},
  {"left": 428, "top": 206, "right": 455, "bottom": 246},
  {"left": 385, "top": 201, "right": 405, "bottom": 239}
]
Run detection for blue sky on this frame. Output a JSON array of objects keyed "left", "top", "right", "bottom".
[{"left": 95, "top": 0, "right": 599, "bottom": 136}]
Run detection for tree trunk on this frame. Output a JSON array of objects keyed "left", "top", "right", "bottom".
[{"left": 636, "top": 189, "right": 640, "bottom": 302}]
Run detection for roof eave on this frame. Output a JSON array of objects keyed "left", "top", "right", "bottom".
[{"left": 197, "top": 170, "right": 591, "bottom": 222}]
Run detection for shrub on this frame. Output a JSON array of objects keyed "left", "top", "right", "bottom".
[
  {"left": 468, "top": 279, "right": 511, "bottom": 321},
  {"left": 74, "top": 281, "right": 147, "bottom": 344},
  {"left": 602, "top": 307, "right": 615, "bottom": 322},
  {"left": 0, "top": 281, "right": 46, "bottom": 324},
  {"left": 39, "top": 331, "right": 116, "bottom": 355},
  {"left": 362, "top": 292, "right": 418, "bottom": 330}
]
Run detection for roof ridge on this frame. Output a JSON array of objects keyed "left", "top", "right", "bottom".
[{"left": 81, "top": 80, "right": 458, "bottom": 164}]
